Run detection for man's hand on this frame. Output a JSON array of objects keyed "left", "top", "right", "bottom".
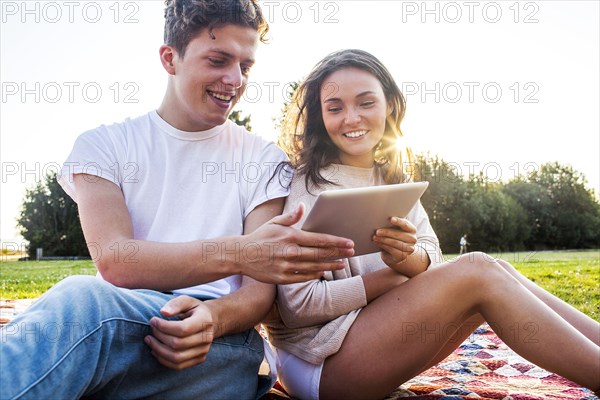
[
  {"left": 373, "top": 217, "right": 418, "bottom": 271},
  {"left": 239, "top": 203, "right": 355, "bottom": 284},
  {"left": 145, "top": 296, "right": 214, "bottom": 370}
]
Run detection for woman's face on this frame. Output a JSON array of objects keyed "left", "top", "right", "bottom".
[{"left": 320, "top": 67, "right": 390, "bottom": 168}]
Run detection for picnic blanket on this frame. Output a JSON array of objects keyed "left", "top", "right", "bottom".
[{"left": 2, "top": 300, "right": 596, "bottom": 399}]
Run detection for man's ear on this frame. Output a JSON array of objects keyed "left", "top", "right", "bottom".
[{"left": 159, "top": 44, "right": 177, "bottom": 75}]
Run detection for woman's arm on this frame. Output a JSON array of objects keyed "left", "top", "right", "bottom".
[
  {"left": 374, "top": 201, "right": 444, "bottom": 276},
  {"left": 277, "top": 265, "right": 408, "bottom": 329}
]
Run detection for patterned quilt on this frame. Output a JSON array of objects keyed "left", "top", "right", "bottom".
[{"left": 2, "top": 300, "right": 596, "bottom": 399}]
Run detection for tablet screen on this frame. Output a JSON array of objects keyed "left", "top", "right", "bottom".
[{"left": 301, "top": 181, "right": 429, "bottom": 257}]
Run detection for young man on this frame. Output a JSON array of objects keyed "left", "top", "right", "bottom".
[{"left": 0, "top": 1, "right": 353, "bottom": 398}]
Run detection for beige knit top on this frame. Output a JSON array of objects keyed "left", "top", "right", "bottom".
[{"left": 265, "top": 164, "right": 443, "bottom": 365}]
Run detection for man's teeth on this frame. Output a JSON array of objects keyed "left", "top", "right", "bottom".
[
  {"left": 209, "top": 91, "right": 233, "bottom": 102},
  {"left": 343, "top": 130, "right": 367, "bottom": 138}
]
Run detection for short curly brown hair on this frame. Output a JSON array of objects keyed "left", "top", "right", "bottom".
[{"left": 164, "top": 0, "right": 269, "bottom": 58}]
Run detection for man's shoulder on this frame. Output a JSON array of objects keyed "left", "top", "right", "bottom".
[
  {"left": 78, "top": 111, "right": 153, "bottom": 143},
  {"left": 225, "top": 120, "right": 286, "bottom": 157},
  {"left": 226, "top": 120, "right": 269, "bottom": 143}
]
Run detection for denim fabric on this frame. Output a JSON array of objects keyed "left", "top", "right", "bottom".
[{"left": 0, "top": 276, "right": 268, "bottom": 400}]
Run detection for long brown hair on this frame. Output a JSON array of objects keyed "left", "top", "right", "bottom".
[{"left": 278, "top": 49, "right": 413, "bottom": 189}]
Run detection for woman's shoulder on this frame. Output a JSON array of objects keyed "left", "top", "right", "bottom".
[
  {"left": 290, "top": 163, "right": 384, "bottom": 193},
  {"left": 284, "top": 167, "right": 336, "bottom": 214},
  {"left": 288, "top": 170, "right": 322, "bottom": 200},
  {"left": 290, "top": 164, "right": 343, "bottom": 192}
]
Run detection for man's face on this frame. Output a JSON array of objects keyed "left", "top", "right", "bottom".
[{"left": 168, "top": 24, "right": 258, "bottom": 131}]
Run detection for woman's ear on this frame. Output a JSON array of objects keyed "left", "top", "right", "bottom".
[
  {"left": 387, "top": 100, "right": 394, "bottom": 117},
  {"left": 159, "top": 44, "right": 177, "bottom": 75},
  {"left": 385, "top": 99, "right": 394, "bottom": 117}
]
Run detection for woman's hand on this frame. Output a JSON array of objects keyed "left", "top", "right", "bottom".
[{"left": 373, "top": 217, "right": 418, "bottom": 273}]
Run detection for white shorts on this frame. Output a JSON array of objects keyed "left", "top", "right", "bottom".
[{"left": 275, "top": 348, "right": 324, "bottom": 400}]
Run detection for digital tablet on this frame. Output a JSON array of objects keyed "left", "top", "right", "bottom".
[{"left": 301, "top": 181, "right": 429, "bottom": 257}]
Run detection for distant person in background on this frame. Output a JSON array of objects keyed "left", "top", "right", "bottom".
[{"left": 459, "top": 234, "right": 469, "bottom": 255}]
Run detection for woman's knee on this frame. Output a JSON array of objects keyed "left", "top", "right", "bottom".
[
  {"left": 495, "top": 258, "right": 520, "bottom": 276},
  {"left": 458, "top": 251, "right": 489, "bottom": 263},
  {"left": 451, "top": 252, "right": 510, "bottom": 282},
  {"left": 455, "top": 251, "right": 496, "bottom": 267}
]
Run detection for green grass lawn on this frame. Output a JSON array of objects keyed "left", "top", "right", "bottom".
[
  {"left": 1, "top": 250, "right": 599, "bottom": 320},
  {"left": 0, "top": 260, "right": 96, "bottom": 299},
  {"left": 444, "top": 250, "right": 599, "bottom": 320}
]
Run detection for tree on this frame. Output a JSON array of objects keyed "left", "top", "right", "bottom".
[
  {"left": 228, "top": 110, "right": 252, "bottom": 131},
  {"left": 18, "top": 172, "right": 88, "bottom": 259},
  {"left": 462, "top": 178, "right": 530, "bottom": 252},
  {"left": 506, "top": 162, "right": 600, "bottom": 249},
  {"left": 274, "top": 81, "right": 299, "bottom": 134},
  {"left": 502, "top": 179, "right": 553, "bottom": 249},
  {"left": 534, "top": 163, "right": 599, "bottom": 248},
  {"left": 414, "top": 154, "right": 471, "bottom": 253},
  {"left": 416, "top": 155, "right": 531, "bottom": 253}
]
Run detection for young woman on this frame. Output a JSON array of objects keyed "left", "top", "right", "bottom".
[{"left": 265, "top": 49, "right": 600, "bottom": 400}]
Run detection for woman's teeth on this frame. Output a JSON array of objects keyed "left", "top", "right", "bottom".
[{"left": 343, "top": 130, "right": 367, "bottom": 138}]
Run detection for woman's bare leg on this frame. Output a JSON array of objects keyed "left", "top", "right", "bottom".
[
  {"left": 421, "top": 254, "right": 598, "bottom": 370},
  {"left": 494, "top": 258, "right": 599, "bottom": 344},
  {"left": 414, "top": 254, "right": 598, "bottom": 375},
  {"left": 319, "top": 252, "right": 600, "bottom": 400},
  {"left": 416, "top": 314, "right": 485, "bottom": 373}
]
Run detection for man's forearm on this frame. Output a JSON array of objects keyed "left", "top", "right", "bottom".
[
  {"left": 204, "top": 279, "right": 275, "bottom": 338},
  {"left": 95, "top": 236, "right": 242, "bottom": 290}
]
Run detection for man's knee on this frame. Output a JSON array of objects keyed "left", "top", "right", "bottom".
[
  {"left": 47, "top": 275, "right": 121, "bottom": 311},
  {"left": 52, "top": 275, "right": 107, "bottom": 294}
]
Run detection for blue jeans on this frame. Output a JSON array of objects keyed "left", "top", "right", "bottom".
[{"left": 0, "top": 276, "right": 272, "bottom": 399}]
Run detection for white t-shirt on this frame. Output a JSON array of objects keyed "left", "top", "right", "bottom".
[{"left": 59, "top": 110, "right": 290, "bottom": 298}]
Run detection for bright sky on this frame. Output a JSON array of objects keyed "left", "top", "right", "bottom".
[{"left": 1, "top": 0, "right": 599, "bottom": 246}]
